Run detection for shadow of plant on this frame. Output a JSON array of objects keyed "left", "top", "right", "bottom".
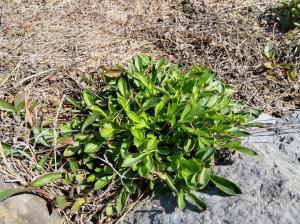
[{"left": 259, "top": 1, "right": 300, "bottom": 33}]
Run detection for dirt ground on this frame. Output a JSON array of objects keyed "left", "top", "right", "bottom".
[
  {"left": 1, "top": 0, "right": 299, "bottom": 114},
  {"left": 0, "top": 0, "right": 299, "bottom": 223}
]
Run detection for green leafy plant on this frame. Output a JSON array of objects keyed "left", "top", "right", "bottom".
[
  {"left": 272, "top": 0, "right": 300, "bottom": 31},
  {"left": 0, "top": 92, "right": 25, "bottom": 117},
  {"left": 50, "top": 55, "right": 258, "bottom": 213},
  {"left": 0, "top": 55, "right": 260, "bottom": 217},
  {"left": 256, "top": 42, "right": 297, "bottom": 81}
]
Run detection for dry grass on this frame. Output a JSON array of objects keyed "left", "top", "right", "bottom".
[{"left": 0, "top": 0, "right": 299, "bottom": 223}]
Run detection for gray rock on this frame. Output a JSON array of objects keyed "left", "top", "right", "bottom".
[
  {"left": 0, "top": 174, "right": 62, "bottom": 224},
  {"left": 122, "top": 112, "right": 300, "bottom": 224}
]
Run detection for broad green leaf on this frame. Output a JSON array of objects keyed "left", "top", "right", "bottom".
[
  {"left": 31, "top": 172, "right": 63, "bottom": 187},
  {"left": 14, "top": 92, "right": 25, "bottom": 116},
  {"left": 116, "top": 189, "right": 126, "bottom": 215},
  {"left": 118, "top": 78, "right": 128, "bottom": 97},
  {"left": 1, "top": 143, "right": 11, "bottom": 156},
  {"left": 35, "top": 154, "right": 49, "bottom": 171},
  {"left": 66, "top": 97, "right": 81, "bottom": 108},
  {"left": 59, "top": 123, "right": 73, "bottom": 133},
  {"left": 155, "top": 58, "right": 166, "bottom": 71},
  {"left": 105, "top": 205, "right": 114, "bottom": 216},
  {"left": 206, "top": 95, "right": 219, "bottom": 108},
  {"left": 71, "top": 198, "right": 85, "bottom": 213},
  {"left": 69, "top": 158, "right": 79, "bottom": 173},
  {"left": 88, "top": 105, "right": 107, "bottom": 117},
  {"left": 200, "top": 148, "right": 216, "bottom": 162},
  {"left": 83, "top": 89, "right": 94, "bottom": 107},
  {"left": 0, "top": 188, "right": 24, "bottom": 202},
  {"left": 32, "top": 126, "right": 50, "bottom": 147},
  {"left": 82, "top": 113, "right": 99, "bottom": 132},
  {"left": 187, "top": 192, "right": 207, "bottom": 211},
  {"left": 146, "top": 137, "right": 158, "bottom": 151},
  {"left": 134, "top": 55, "right": 143, "bottom": 73},
  {"left": 63, "top": 143, "right": 80, "bottom": 157},
  {"left": 180, "top": 104, "right": 191, "bottom": 122},
  {"left": 164, "top": 173, "right": 178, "bottom": 195},
  {"left": 264, "top": 42, "right": 275, "bottom": 60},
  {"left": 94, "top": 176, "right": 112, "bottom": 189},
  {"left": 100, "top": 123, "right": 115, "bottom": 139},
  {"left": 143, "top": 97, "right": 160, "bottom": 109},
  {"left": 287, "top": 71, "right": 297, "bottom": 81},
  {"left": 56, "top": 195, "right": 66, "bottom": 209},
  {"left": 122, "top": 153, "right": 146, "bottom": 167},
  {"left": 223, "top": 141, "right": 257, "bottom": 156},
  {"left": 210, "top": 175, "right": 242, "bottom": 195},
  {"left": 127, "top": 111, "right": 141, "bottom": 123},
  {"left": 130, "top": 127, "right": 144, "bottom": 140},
  {"left": 84, "top": 141, "right": 103, "bottom": 153},
  {"left": 177, "top": 189, "right": 186, "bottom": 210},
  {"left": 138, "top": 155, "right": 154, "bottom": 177},
  {"left": 154, "top": 96, "right": 168, "bottom": 116},
  {"left": 198, "top": 167, "right": 211, "bottom": 189},
  {"left": 117, "top": 97, "right": 130, "bottom": 111},
  {"left": 139, "top": 54, "right": 151, "bottom": 67},
  {"left": 0, "top": 99, "right": 15, "bottom": 113}
]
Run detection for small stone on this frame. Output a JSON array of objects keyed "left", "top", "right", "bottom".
[{"left": 0, "top": 174, "right": 62, "bottom": 224}]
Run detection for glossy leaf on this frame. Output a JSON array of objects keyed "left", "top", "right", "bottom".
[
  {"left": 200, "top": 148, "right": 216, "bottom": 162},
  {"left": 264, "top": 42, "right": 275, "bottom": 60},
  {"left": 14, "top": 92, "right": 25, "bottom": 115},
  {"left": 100, "top": 123, "right": 115, "bottom": 139},
  {"left": 105, "top": 205, "right": 114, "bottom": 216},
  {"left": 0, "top": 188, "right": 24, "bottom": 202},
  {"left": 82, "top": 113, "right": 99, "bottom": 132},
  {"left": 118, "top": 78, "right": 128, "bottom": 97},
  {"left": 1, "top": 143, "right": 11, "bottom": 156},
  {"left": 116, "top": 189, "right": 126, "bottom": 215},
  {"left": 94, "top": 176, "right": 113, "bottom": 189},
  {"left": 56, "top": 195, "right": 66, "bottom": 209},
  {"left": 0, "top": 99, "right": 15, "bottom": 113},
  {"left": 69, "top": 158, "right": 79, "bottom": 173},
  {"left": 66, "top": 97, "right": 81, "bottom": 108},
  {"left": 31, "top": 172, "right": 63, "bottom": 187},
  {"left": 210, "top": 175, "right": 242, "bottom": 195},
  {"left": 122, "top": 153, "right": 146, "bottom": 167},
  {"left": 187, "top": 192, "right": 207, "bottom": 211},
  {"left": 198, "top": 167, "right": 211, "bottom": 189},
  {"left": 88, "top": 105, "right": 107, "bottom": 117},
  {"left": 127, "top": 111, "right": 141, "bottom": 123},
  {"left": 71, "top": 198, "right": 85, "bottom": 213},
  {"left": 164, "top": 173, "right": 178, "bottom": 195},
  {"left": 83, "top": 89, "right": 94, "bottom": 107},
  {"left": 84, "top": 142, "right": 103, "bottom": 153},
  {"left": 223, "top": 141, "right": 257, "bottom": 156},
  {"left": 177, "top": 189, "right": 186, "bottom": 210}
]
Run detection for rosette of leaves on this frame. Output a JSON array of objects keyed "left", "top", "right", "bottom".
[{"left": 50, "top": 55, "right": 258, "bottom": 214}]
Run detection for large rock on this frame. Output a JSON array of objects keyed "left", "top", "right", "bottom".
[
  {"left": 0, "top": 174, "right": 62, "bottom": 224},
  {"left": 122, "top": 112, "right": 300, "bottom": 224}
]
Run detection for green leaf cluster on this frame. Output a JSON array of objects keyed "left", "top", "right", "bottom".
[
  {"left": 33, "top": 55, "right": 259, "bottom": 215},
  {"left": 256, "top": 42, "right": 297, "bottom": 81}
]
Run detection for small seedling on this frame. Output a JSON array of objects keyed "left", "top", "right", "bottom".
[{"left": 256, "top": 42, "right": 297, "bottom": 81}]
